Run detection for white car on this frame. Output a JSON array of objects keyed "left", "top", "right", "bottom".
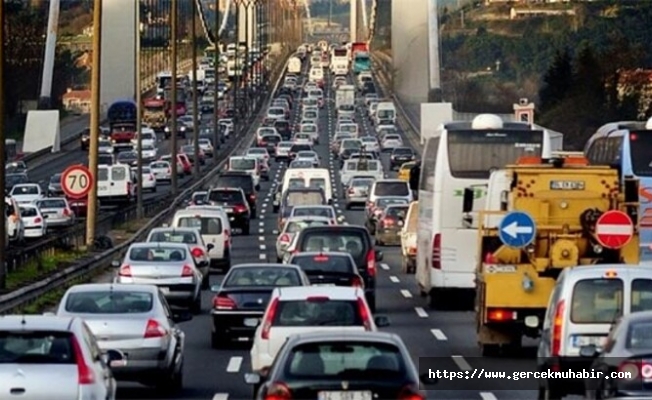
[
  {"left": 132, "top": 130, "right": 157, "bottom": 148},
  {"left": 149, "top": 160, "right": 172, "bottom": 182},
  {"left": 292, "top": 133, "right": 312, "bottom": 146},
  {"left": 140, "top": 143, "right": 158, "bottom": 161},
  {"left": 246, "top": 147, "right": 270, "bottom": 163},
  {"left": 299, "top": 123, "right": 319, "bottom": 144},
  {"left": 381, "top": 134, "right": 404, "bottom": 151},
  {"left": 196, "top": 138, "right": 214, "bottom": 156},
  {"left": 131, "top": 166, "right": 157, "bottom": 192},
  {"left": 295, "top": 150, "right": 320, "bottom": 167},
  {"left": 10, "top": 183, "right": 45, "bottom": 205},
  {"left": 275, "top": 216, "right": 332, "bottom": 262},
  {"left": 249, "top": 286, "right": 381, "bottom": 373},
  {"left": 98, "top": 138, "right": 114, "bottom": 154},
  {"left": 20, "top": 204, "right": 47, "bottom": 238},
  {"left": 360, "top": 136, "right": 380, "bottom": 153}
]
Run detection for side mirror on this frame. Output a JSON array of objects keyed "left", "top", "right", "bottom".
[
  {"left": 172, "top": 310, "right": 193, "bottom": 323},
  {"left": 579, "top": 344, "right": 599, "bottom": 358},
  {"left": 104, "top": 349, "right": 126, "bottom": 368},
  {"left": 420, "top": 372, "right": 438, "bottom": 385},
  {"left": 244, "top": 372, "right": 261, "bottom": 385},
  {"left": 206, "top": 243, "right": 215, "bottom": 251},
  {"left": 374, "top": 315, "right": 390, "bottom": 327},
  {"left": 375, "top": 250, "right": 384, "bottom": 262},
  {"left": 462, "top": 187, "right": 474, "bottom": 213},
  {"left": 110, "top": 260, "right": 120, "bottom": 268}
]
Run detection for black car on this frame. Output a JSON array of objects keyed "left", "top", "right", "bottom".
[
  {"left": 292, "top": 225, "right": 383, "bottom": 311},
  {"left": 274, "top": 120, "right": 292, "bottom": 140},
  {"left": 207, "top": 187, "right": 251, "bottom": 234},
  {"left": 287, "top": 251, "right": 365, "bottom": 288},
  {"left": 98, "top": 153, "right": 113, "bottom": 165},
  {"left": 116, "top": 151, "right": 138, "bottom": 166},
  {"left": 214, "top": 171, "right": 257, "bottom": 218},
  {"left": 6, "top": 173, "right": 28, "bottom": 192},
  {"left": 389, "top": 147, "right": 416, "bottom": 170},
  {"left": 209, "top": 263, "right": 310, "bottom": 348}
]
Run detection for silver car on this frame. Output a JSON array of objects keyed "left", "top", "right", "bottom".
[
  {"left": 149, "top": 160, "right": 172, "bottom": 182},
  {"left": 275, "top": 216, "right": 332, "bottom": 262},
  {"left": 56, "top": 283, "right": 191, "bottom": 391},
  {"left": 113, "top": 242, "right": 203, "bottom": 313},
  {"left": 35, "top": 197, "right": 75, "bottom": 227},
  {"left": 275, "top": 141, "right": 294, "bottom": 161},
  {"left": 345, "top": 176, "right": 376, "bottom": 209},
  {"left": 146, "top": 227, "right": 212, "bottom": 289},
  {"left": 0, "top": 315, "right": 121, "bottom": 400}
]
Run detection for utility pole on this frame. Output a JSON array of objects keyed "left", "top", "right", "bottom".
[
  {"left": 191, "top": 0, "right": 200, "bottom": 176},
  {"left": 86, "top": 0, "right": 102, "bottom": 247},
  {"left": 170, "top": 0, "right": 178, "bottom": 195},
  {"left": 136, "top": 0, "right": 143, "bottom": 219},
  {"left": 213, "top": 1, "right": 220, "bottom": 152},
  {"left": 328, "top": 0, "right": 332, "bottom": 27},
  {"left": 0, "top": 0, "right": 6, "bottom": 289}
]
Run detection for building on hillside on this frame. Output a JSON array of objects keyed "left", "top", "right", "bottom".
[{"left": 62, "top": 89, "right": 92, "bottom": 114}]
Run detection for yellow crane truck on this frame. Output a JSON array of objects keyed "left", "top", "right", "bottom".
[{"left": 463, "top": 153, "right": 640, "bottom": 356}]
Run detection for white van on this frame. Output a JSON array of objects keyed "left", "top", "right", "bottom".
[
  {"left": 97, "top": 164, "right": 136, "bottom": 204},
  {"left": 536, "top": 264, "right": 652, "bottom": 399},
  {"left": 171, "top": 208, "right": 232, "bottom": 271},
  {"left": 309, "top": 67, "right": 324, "bottom": 84},
  {"left": 275, "top": 168, "right": 332, "bottom": 209},
  {"left": 375, "top": 102, "right": 396, "bottom": 125},
  {"left": 287, "top": 56, "right": 302, "bottom": 74},
  {"left": 340, "top": 159, "right": 384, "bottom": 187},
  {"left": 228, "top": 156, "right": 260, "bottom": 188}
]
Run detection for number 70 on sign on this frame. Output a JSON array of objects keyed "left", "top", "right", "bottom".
[{"left": 61, "top": 165, "right": 94, "bottom": 199}]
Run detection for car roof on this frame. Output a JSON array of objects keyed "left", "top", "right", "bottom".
[
  {"left": 292, "top": 205, "right": 332, "bottom": 209},
  {"left": 275, "top": 286, "right": 363, "bottom": 300},
  {"left": 66, "top": 283, "right": 158, "bottom": 294},
  {"left": 0, "top": 315, "right": 76, "bottom": 331},
  {"left": 229, "top": 263, "right": 302, "bottom": 271},
  {"left": 562, "top": 264, "right": 650, "bottom": 279},
  {"left": 285, "top": 330, "right": 404, "bottom": 346},
  {"left": 149, "top": 226, "right": 201, "bottom": 234},
  {"left": 290, "top": 251, "right": 354, "bottom": 259},
  {"left": 285, "top": 216, "right": 332, "bottom": 222},
  {"left": 129, "top": 242, "right": 189, "bottom": 249}
]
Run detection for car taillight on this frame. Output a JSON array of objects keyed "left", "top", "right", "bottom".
[
  {"left": 398, "top": 384, "right": 425, "bottom": 400},
  {"left": 261, "top": 297, "right": 279, "bottom": 340},
  {"left": 34, "top": 217, "right": 42, "bottom": 224},
  {"left": 118, "top": 264, "right": 132, "bottom": 277},
  {"left": 144, "top": 319, "right": 168, "bottom": 338},
  {"left": 167, "top": 168, "right": 171, "bottom": 174},
  {"left": 357, "top": 297, "right": 372, "bottom": 331},
  {"left": 234, "top": 204, "right": 247, "bottom": 213},
  {"left": 366, "top": 249, "right": 376, "bottom": 277},
  {"left": 432, "top": 234, "right": 441, "bottom": 269},
  {"left": 71, "top": 335, "right": 95, "bottom": 384},
  {"left": 224, "top": 229, "right": 231, "bottom": 247},
  {"left": 149, "top": 174, "right": 154, "bottom": 181},
  {"left": 381, "top": 217, "right": 395, "bottom": 227},
  {"left": 279, "top": 234, "right": 291, "bottom": 243},
  {"left": 191, "top": 247, "right": 205, "bottom": 258},
  {"left": 181, "top": 264, "right": 194, "bottom": 277},
  {"left": 351, "top": 275, "right": 364, "bottom": 288},
  {"left": 264, "top": 382, "right": 292, "bottom": 400},
  {"left": 63, "top": 208, "right": 71, "bottom": 216},
  {"left": 551, "top": 300, "right": 564, "bottom": 357},
  {"left": 348, "top": 187, "right": 354, "bottom": 194},
  {"left": 213, "top": 294, "right": 237, "bottom": 310},
  {"left": 619, "top": 360, "right": 646, "bottom": 380}
]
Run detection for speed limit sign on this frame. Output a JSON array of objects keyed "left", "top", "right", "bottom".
[{"left": 61, "top": 165, "right": 93, "bottom": 199}]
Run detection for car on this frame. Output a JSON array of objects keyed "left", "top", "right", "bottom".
[
  {"left": 47, "top": 173, "right": 64, "bottom": 197},
  {"left": 213, "top": 171, "right": 258, "bottom": 216},
  {"left": 398, "top": 161, "right": 417, "bottom": 182},
  {"left": 288, "top": 205, "right": 337, "bottom": 223},
  {"left": 260, "top": 134, "right": 282, "bottom": 154},
  {"left": 365, "top": 197, "right": 411, "bottom": 235},
  {"left": 275, "top": 216, "right": 333, "bottom": 262},
  {"left": 10, "top": 183, "right": 44, "bottom": 204},
  {"left": 34, "top": 197, "right": 75, "bottom": 227},
  {"left": 116, "top": 150, "right": 138, "bottom": 166},
  {"left": 98, "top": 138, "right": 114, "bottom": 154},
  {"left": 5, "top": 160, "right": 28, "bottom": 174},
  {"left": 245, "top": 331, "right": 435, "bottom": 400},
  {"left": 286, "top": 225, "right": 383, "bottom": 311},
  {"left": 0, "top": 315, "right": 122, "bottom": 400},
  {"left": 288, "top": 251, "right": 365, "bottom": 288},
  {"left": 345, "top": 176, "right": 376, "bottom": 209},
  {"left": 146, "top": 227, "right": 212, "bottom": 288},
  {"left": 389, "top": 147, "right": 416, "bottom": 170},
  {"left": 56, "top": 283, "right": 192, "bottom": 391},
  {"left": 289, "top": 143, "right": 313, "bottom": 160},
  {"left": 6, "top": 172, "right": 29, "bottom": 191},
  {"left": 374, "top": 204, "right": 409, "bottom": 246},
  {"left": 295, "top": 150, "right": 320, "bottom": 167},
  {"left": 249, "top": 286, "right": 389, "bottom": 375},
  {"left": 292, "top": 133, "right": 313, "bottom": 146},
  {"left": 149, "top": 160, "right": 173, "bottom": 182},
  {"left": 299, "top": 123, "right": 319, "bottom": 144},
  {"left": 360, "top": 136, "right": 380, "bottom": 153},
  {"left": 171, "top": 207, "right": 232, "bottom": 271},
  {"left": 209, "top": 263, "right": 310, "bottom": 348},
  {"left": 206, "top": 187, "right": 251, "bottom": 235},
  {"left": 275, "top": 141, "right": 294, "bottom": 162},
  {"left": 278, "top": 187, "right": 327, "bottom": 231},
  {"left": 113, "top": 242, "right": 204, "bottom": 313},
  {"left": 195, "top": 138, "right": 214, "bottom": 157},
  {"left": 19, "top": 204, "right": 47, "bottom": 238},
  {"left": 381, "top": 134, "right": 404, "bottom": 151},
  {"left": 189, "top": 190, "right": 208, "bottom": 205},
  {"left": 131, "top": 166, "right": 157, "bottom": 192}
]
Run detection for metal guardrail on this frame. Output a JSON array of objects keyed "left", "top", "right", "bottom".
[
  {"left": 0, "top": 53, "right": 292, "bottom": 314},
  {"left": 21, "top": 57, "right": 193, "bottom": 165}
]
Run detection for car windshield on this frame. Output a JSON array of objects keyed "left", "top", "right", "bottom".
[
  {"left": 128, "top": 246, "right": 187, "bottom": 262},
  {"left": 209, "top": 191, "right": 242, "bottom": 203},
  {"left": 285, "top": 192, "right": 324, "bottom": 206},
  {"left": 49, "top": 175, "right": 61, "bottom": 184},
  {"left": 297, "top": 151, "right": 315, "bottom": 158},
  {"left": 375, "top": 182, "right": 409, "bottom": 196},
  {"left": 223, "top": 267, "right": 301, "bottom": 287},
  {"left": 149, "top": 230, "right": 198, "bottom": 244},
  {"left": 12, "top": 185, "right": 38, "bottom": 195},
  {"left": 302, "top": 125, "right": 316, "bottom": 133},
  {"left": 177, "top": 216, "right": 223, "bottom": 234},
  {"left": 293, "top": 207, "right": 333, "bottom": 218},
  {"left": 303, "top": 233, "right": 365, "bottom": 258},
  {"left": 0, "top": 331, "right": 76, "bottom": 364},
  {"left": 285, "top": 220, "right": 330, "bottom": 233},
  {"left": 386, "top": 206, "right": 408, "bottom": 219},
  {"left": 571, "top": 278, "right": 623, "bottom": 324},
  {"left": 290, "top": 161, "right": 313, "bottom": 169},
  {"left": 351, "top": 178, "right": 374, "bottom": 187},
  {"left": 64, "top": 290, "right": 154, "bottom": 314},
  {"left": 36, "top": 199, "right": 66, "bottom": 209},
  {"left": 274, "top": 300, "right": 363, "bottom": 327},
  {"left": 118, "top": 152, "right": 137, "bottom": 160},
  {"left": 230, "top": 158, "right": 255, "bottom": 170},
  {"left": 20, "top": 207, "right": 38, "bottom": 217},
  {"left": 285, "top": 342, "right": 405, "bottom": 378},
  {"left": 291, "top": 254, "right": 354, "bottom": 273},
  {"left": 377, "top": 198, "right": 409, "bottom": 208}
]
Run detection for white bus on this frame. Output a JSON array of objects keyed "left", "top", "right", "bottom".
[
  {"left": 415, "top": 114, "right": 562, "bottom": 309},
  {"left": 330, "top": 47, "right": 349, "bottom": 75}
]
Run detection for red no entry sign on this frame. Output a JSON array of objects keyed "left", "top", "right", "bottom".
[
  {"left": 61, "top": 164, "right": 93, "bottom": 199},
  {"left": 595, "top": 210, "right": 634, "bottom": 249}
]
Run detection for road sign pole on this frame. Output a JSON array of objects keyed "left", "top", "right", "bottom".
[
  {"left": 136, "top": 0, "right": 143, "bottom": 219},
  {"left": 191, "top": 0, "right": 200, "bottom": 177},
  {"left": 170, "top": 0, "right": 178, "bottom": 195},
  {"left": 86, "top": 0, "right": 103, "bottom": 248},
  {"left": 0, "top": 0, "right": 6, "bottom": 289}
]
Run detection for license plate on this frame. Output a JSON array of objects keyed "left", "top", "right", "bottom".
[
  {"left": 159, "top": 287, "right": 170, "bottom": 295},
  {"left": 244, "top": 318, "right": 260, "bottom": 327},
  {"left": 318, "top": 391, "right": 372, "bottom": 400},
  {"left": 110, "top": 359, "right": 128, "bottom": 367},
  {"left": 313, "top": 283, "right": 336, "bottom": 287},
  {"left": 225, "top": 208, "right": 233, "bottom": 213},
  {"left": 98, "top": 186, "right": 108, "bottom": 191},
  {"left": 572, "top": 335, "right": 606, "bottom": 348}
]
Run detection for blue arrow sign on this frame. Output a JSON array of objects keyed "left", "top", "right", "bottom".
[{"left": 498, "top": 211, "right": 537, "bottom": 248}]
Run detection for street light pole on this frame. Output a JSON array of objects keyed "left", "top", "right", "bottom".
[
  {"left": 213, "top": 3, "right": 220, "bottom": 152},
  {"left": 136, "top": 0, "right": 143, "bottom": 219},
  {"left": 191, "top": 0, "right": 200, "bottom": 176},
  {"left": 170, "top": 0, "right": 178, "bottom": 194},
  {"left": 86, "top": 0, "right": 102, "bottom": 247},
  {"left": 0, "top": 0, "right": 6, "bottom": 289}
]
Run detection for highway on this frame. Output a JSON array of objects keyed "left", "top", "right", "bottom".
[{"left": 105, "top": 70, "right": 542, "bottom": 400}]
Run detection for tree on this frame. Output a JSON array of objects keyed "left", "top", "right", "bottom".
[{"left": 538, "top": 49, "right": 573, "bottom": 113}]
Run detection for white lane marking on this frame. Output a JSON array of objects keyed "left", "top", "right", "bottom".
[
  {"left": 260, "top": 244, "right": 267, "bottom": 250},
  {"left": 226, "top": 356, "right": 243, "bottom": 373},
  {"left": 400, "top": 289, "right": 412, "bottom": 298},
  {"left": 414, "top": 307, "right": 429, "bottom": 318},
  {"left": 259, "top": 254, "right": 266, "bottom": 260},
  {"left": 380, "top": 263, "right": 390, "bottom": 270},
  {"left": 212, "top": 394, "right": 229, "bottom": 400},
  {"left": 451, "top": 355, "right": 472, "bottom": 371},
  {"left": 431, "top": 329, "right": 448, "bottom": 341},
  {"left": 480, "top": 393, "right": 498, "bottom": 400},
  {"left": 259, "top": 236, "right": 265, "bottom": 241},
  {"left": 259, "top": 222, "right": 264, "bottom": 226},
  {"left": 259, "top": 228, "right": 264, "bottom": 233},
  {"left": 273, "top": 230, "right": 279, "bottom": 234},
  {"left": 389, "top": 276, "right": 400, "bottom": 283}
]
